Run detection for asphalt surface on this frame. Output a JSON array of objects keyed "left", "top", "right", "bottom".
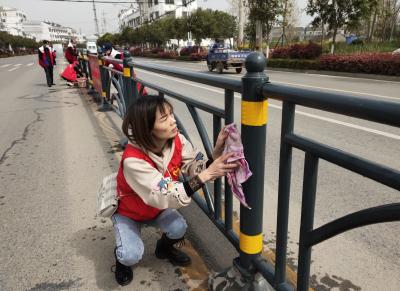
[
  {"left": 0, "top": 55, "right": 214, "bottom": 291},
  {"left": 131, "top": 57, "right": 400, "bottom": 291},
  {"left": 0, "top": 54, "right": 399, "bottom": 291}
]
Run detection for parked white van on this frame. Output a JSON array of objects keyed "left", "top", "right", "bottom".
[{"left": 86, "top": 41, "right": 97, "bottom": 54}]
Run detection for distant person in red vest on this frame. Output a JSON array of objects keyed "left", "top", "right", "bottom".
[
  {"left": 38, "top": 40, "right": 55, "bottom": 87},
  {"left": 65, "top": 39, "right": 78, "bottom": 64},
  {"left": 111, "top": 95, "right": 237, "bottom": 286},
  {"left": 49, "top": 42, "right": 56, "bottom": 66},
  {"left": 102, "top": 42, "right": 147, "bottom": 96}
]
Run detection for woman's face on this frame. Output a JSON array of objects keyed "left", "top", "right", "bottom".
[{"left": 152, "top": 103, "right": 178, "bottom": 143}]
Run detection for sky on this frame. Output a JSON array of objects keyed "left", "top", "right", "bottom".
[{"left": 1, "top": 0, "right": 311, "bottom": 36}]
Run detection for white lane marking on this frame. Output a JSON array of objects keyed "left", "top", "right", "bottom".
[
  {"left": 0, "top": 64, "right": 12, "bottom": 68},
  {"left": 8, "top": 67, "right": 19, "bottom": 72},
  {"left": 143, "top": 59, "right": 400, "bottom": 84},
  {"left": 137, "top": 69, "right": 400, "bottom": 140},
  {"left": 268, "top": 103, "right": 400, "bottom": 140},
  {"left": 26, "top": 63, "right": 34, "bottom": 66},
  {"left": 14, "top": 64, "right": 22, "bottom": 67},
  {"left": 267, "top": 80, "right": 399, "bottom": 101},
  {"left": 141, "top": 62, "right": 399, "bottom": 101}
]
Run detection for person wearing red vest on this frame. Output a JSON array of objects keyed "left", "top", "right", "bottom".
[
  {"left": 112, "top": 95, "right": 237, "bottom": 286},
  {"left": 103, "top": 43, "right": 147, "bottom": 96},
  {"left": 38, "top": 40, "right": 55, "bottom": 87},
  {"left": 65, "top": 40, "right": 78, "bottom": 64}
]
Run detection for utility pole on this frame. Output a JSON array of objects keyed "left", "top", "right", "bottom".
[
  {"left": 92, "top": 0, "right": 100, "bottom": 36},
  {"left": 237, "top": 0, "right": 244, "bottom": 49},
  {"left": 255, "top": 20, "right": 263, "bottom": 52},
  {"left": 102, "top": 11, "right": 107, "bottom": 34}
]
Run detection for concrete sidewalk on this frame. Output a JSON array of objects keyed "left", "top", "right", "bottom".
[
  {"left": 0, "top": 60, "right": 222, "bottom": 290},
  {"left": 66, "top": 85, "right": 216, "bottom": 290}
]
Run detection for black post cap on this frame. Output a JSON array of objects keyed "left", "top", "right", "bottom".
[
  {"left": 123, "top": 50, "right": 131, "bottom": 59},
  {"left": 245, "top": 52, "right": 266, "bottom": 73},
  {"left": 123, "top": 50, "right": 133, "bottom": 67}
]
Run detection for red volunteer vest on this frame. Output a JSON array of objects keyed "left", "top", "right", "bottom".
[
  {"left": 105, "top": 50, "right": 148, "bottom": 96},
  {"left": 39, "top": 46, "right": 55, "bottom": 67},
  {"left": 116, "top": 135, "right": 182, "bottom": 221}
]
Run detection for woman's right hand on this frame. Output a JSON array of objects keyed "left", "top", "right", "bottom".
[{"left": 198, "top": 152, "right": 238, "bottom": 182}]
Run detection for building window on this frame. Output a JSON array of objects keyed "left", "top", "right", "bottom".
[
  {"left": 154, "top": 0, "right": 158, "bottom": 4},
  {"left": 148, "top": 0, "right": 152, "bottom": 7},
  {"left": 166, "top": 0, "right": 174, "bottom": 4}
]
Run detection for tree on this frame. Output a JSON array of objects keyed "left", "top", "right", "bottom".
[
  {"left": 97, "top": 33, "right": 118, "bottom": 47},
  {"left": 189, "top": 8, "right": 214, "bottom": 45},
  {"left": 246, "top": 0, "right": 283, "bottom": 47},
  {"left": 210, "top": 10, "right": 237, "bottom": 44},
  {"left": 306, "top": 0, "right": 371, "bottom": 53}
]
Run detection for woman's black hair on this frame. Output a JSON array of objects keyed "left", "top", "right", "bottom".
[{"left": 122, "top": 95, "right": 173, "bottom": 152}]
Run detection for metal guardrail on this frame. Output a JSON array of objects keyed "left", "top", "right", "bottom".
[{"left": 79, "top": 51, "right": 400, "bottom": 291}]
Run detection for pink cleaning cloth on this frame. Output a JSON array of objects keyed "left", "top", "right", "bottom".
[{"left": 223, "top": 123, "right": 252, "bottom": 209}]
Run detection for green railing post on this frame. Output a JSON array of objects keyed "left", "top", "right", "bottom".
[
  {"left": 239, "top": 52, "right": 269, "bottom": 268},
  {"left": 86, "top": 52, "right": 96, "bottom": 95},
  {"left": 209, "top": 52, "right": 273, "bottom": 290},
  {"left": 98, "top": 53, "right": 112, "bottom": 112},
  {"left": 122, "top": 51, "right": 136, "bottom": 110}
]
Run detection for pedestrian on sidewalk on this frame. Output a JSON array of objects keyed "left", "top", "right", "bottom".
[
  {"left": 38, "top": 40, "right": 55, "bottom": 87},
  {"left": 112, "top": 95, "right": 237, "bottom": 286},
  {"left": 49, "top": 42, "right": 56, "bottom": 66}
]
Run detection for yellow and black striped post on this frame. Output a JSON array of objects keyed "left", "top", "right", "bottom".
[
  {"left": 239, "top": 52, "right": 269, "bottom": 269},
  {"left": 122, "top": 51, "right": 137, "bottom": 110},
  {"left": 97, "top": 55, "right": 111, "bottom": 111}
]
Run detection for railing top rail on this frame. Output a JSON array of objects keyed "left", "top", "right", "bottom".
[
  {"left": 104, "top": 66, "right": 123, "bottom": 75},
  {"left": 131, "top": 61, "right": 242, "bottom": 93},
  {"left": 102, "top": 55, "right": 123, "bottom": 65},
  {"left": 101, "top": 55, "right": 241, "bottom": 92},
  {"left": 263, "top": 83, "right": 400, "bottom": 128}
]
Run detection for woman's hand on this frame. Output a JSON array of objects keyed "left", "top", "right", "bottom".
[
  {"left": 212, "top": 127, "right": 229, "bottom": 160},
  {"left": 198, "top": 152, "right": 238, "bottom": 183}
]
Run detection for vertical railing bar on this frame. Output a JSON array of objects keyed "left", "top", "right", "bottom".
[
  {"left": 275, "top": 101, "right": 296, "bottom": 288},
  {"left": 186, "top": 104, "right": 213, "bottom": 159},
  {"left": 175, "top": 109, "right": 214, "bottom": 215},
  {"left": 175, "top": 115, "right": 191, "bottom": 143},
  {"left": 224, "top": 89, "right": 234, "bottom": 231},
  {"left": 297, "top": 153, "right": 319, "bottom": 291},
  {"left": 201, "top": 183, "right": 215, "bottom": 217},
  {"left": 213, "top": 115, "right": 222, "bottom": 221}
]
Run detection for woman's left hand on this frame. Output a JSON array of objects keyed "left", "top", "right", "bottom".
[{"left": 212, "top": 127, "right": 228, "bottom": 160}]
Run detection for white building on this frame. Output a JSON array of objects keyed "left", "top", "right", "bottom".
[
  {"left": 23, "top": 21, "right": 85, "bottom": 43},
  {"left": 0, "top": 6, "right": 27, "bottom": 36},
  {"left": 119, "top": 0, "right": 197, "bottom": 30}
]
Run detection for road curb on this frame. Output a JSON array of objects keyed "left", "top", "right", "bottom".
[{"left": 266, "top": 67, "right": 400, "bottom": 82}]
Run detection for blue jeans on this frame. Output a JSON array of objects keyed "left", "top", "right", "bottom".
[{"left": 111, "top": 209, "right": 187, "bottom": 266}]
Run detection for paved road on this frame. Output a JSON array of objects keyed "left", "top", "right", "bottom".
[
  {"left": 131, "top": 58, "right": 400, "bottom": 291},
  {"left": 1, "top": 55, "right": 399, "bottom": 291},
  {"left": 0, "top": 55, "right": 215, "bottom": 291}
]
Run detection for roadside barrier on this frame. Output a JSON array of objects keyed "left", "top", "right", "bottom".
[{"left": 78, "top": 51, "right": 400, "bottom": 291}]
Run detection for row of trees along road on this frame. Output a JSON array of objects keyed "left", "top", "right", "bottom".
[
  {"left": 0, "top": 31, "right": 39, "bottom": 52},
  {"left": 244, "top": 0, "right": 399, "bottom": 54},
  {"left": 97, "top": 8, "right": 236, "bottom": 48},
  {"left": 98, "top": 1, "right": 399, "bottom": 54}
]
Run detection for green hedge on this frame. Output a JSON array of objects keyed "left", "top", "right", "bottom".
[
  {"left": 268, "top": 54, "right": 400, "bottom": 76},
  {"left": 267, "top": 58, "right": 320, "bottom": 70}
]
